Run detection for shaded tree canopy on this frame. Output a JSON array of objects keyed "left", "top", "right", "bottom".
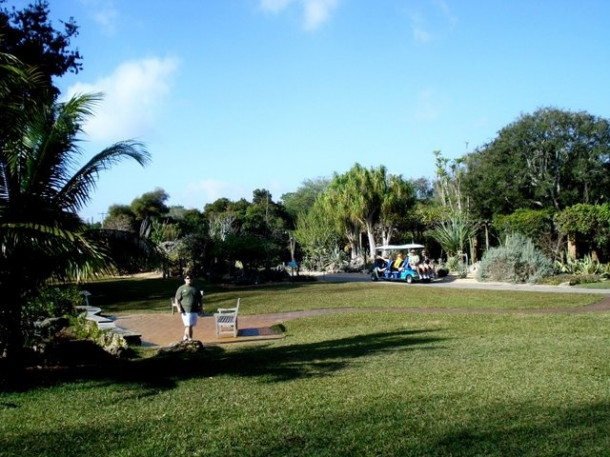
[
  {"left": 0, "top": 0, "right": 82, "bottom": 100},
  {"left": 464, "top": 107, "right": 610, "bottom": 219},
  {"left": 130, "top": 188, "right": 170, "bottom": 221}
]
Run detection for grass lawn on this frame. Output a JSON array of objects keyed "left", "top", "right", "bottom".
[{"left": 1, "top": 278, "right": 609, "bottom": 456}]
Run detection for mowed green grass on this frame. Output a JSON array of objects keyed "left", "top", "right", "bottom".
[
  {"left": 82, "top": 276, "right": 603, "bottom": 314},
  {"left": 1, "top": 278, "right": 609, "bottom": 457}
]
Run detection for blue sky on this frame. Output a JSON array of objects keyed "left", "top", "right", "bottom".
[{"left": 24, "top": 0, "right": 610, "bottom": 222}]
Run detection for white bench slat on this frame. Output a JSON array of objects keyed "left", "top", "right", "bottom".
[{"left": 214, "top": 298, "right": 240, "bottom": 338}]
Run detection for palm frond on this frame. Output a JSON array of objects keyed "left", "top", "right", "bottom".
[{"left": 58, "top": 140, "right": 150, "bottom": 211}]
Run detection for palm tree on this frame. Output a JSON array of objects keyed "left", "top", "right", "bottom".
[{"left": 0, "top": 89, "right": 150, "bottom": 368}]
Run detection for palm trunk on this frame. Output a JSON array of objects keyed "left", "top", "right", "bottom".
[{"left": 0, "top": 287, "right": 25, "bottom": 384}]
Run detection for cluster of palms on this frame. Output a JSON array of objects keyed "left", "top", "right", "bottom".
[{"left": 0, "top": 50, "right": 149, "bottom": 366}]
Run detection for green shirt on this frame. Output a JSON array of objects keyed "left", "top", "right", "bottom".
[{"left": 175, "top": 284, "right": 202, "bottom": 313}]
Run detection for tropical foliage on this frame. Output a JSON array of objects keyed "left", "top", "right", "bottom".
[
  {"left": 555, "top": 203, "right": 610, "bottom": 261},
  {"left": 0, "top": 49, "right": 149, "bottom": 365}
]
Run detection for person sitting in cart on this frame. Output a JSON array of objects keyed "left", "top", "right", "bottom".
[
  {"left": 392, "top": 253, "right": 405, "bottom": 271},
  {"left": 372, "top": 255, "right": 389, "bottom": 279},
  {"left": 408, "top": 249, "right": 424, "bottom": 276},
  {"left": 421, "top": 250, "right": 435, "bottom": 278}
]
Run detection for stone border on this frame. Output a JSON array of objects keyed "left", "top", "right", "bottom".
[{"left": 78, "top": 291, "right": 142, "bottom": 345}]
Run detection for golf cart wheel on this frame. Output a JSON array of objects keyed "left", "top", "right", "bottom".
[
  {"left": 405, "top": 275, "right": 413, "bottom": 284},
  {"left": 371, "top": 274, "right": 378, "bottom": 281}
]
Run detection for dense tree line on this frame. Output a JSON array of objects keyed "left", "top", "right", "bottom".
[{"left": 105, "top": 106, "right": 610, "bottom": 276}]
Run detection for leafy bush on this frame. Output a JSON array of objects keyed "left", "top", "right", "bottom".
[
  {"left": 477, "top": 233, "right": 554, "bottom": 283},
  {"left": 24, "top": 285, "right": 84, "bottom": 322},
  {"left": 445, "top": 256, "right": 468, "bottom": 278},
  {"left": 435, "top": 266, "right": 449, "bottom": 278},
  {"left": 554, "top": 254, "right": 606, "bottom": 275},
  {"left": 67, "top": 313, "right": 105, "bottom": 341}
]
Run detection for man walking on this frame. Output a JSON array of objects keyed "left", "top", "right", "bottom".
[{"left": 174, "top": 273, "right": 203, "bottom": 341}]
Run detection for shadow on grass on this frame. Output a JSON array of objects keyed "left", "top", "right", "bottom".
[
  {"left": 4, "top": 328, "right": 444, "bottom": 392},
  {"left": 256, "top": 400, "right": 610, "bottom": 457},
  {"left": 2, "top": 390, "right": 609, "bottom": 456},
  {"left": 425, "top": 401, "right": 610, "bottom": 456}
]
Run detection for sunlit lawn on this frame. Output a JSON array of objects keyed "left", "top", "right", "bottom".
[
  {"left": 82, "top": 276, "right": 603, "bottom": 314},
  {"left": 1, "top": 277, "right": 609, "bottom": 456}
]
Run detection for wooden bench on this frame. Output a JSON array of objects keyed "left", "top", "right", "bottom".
[{"left": 214, "top": 298, "right": 240, "bottom": 338}]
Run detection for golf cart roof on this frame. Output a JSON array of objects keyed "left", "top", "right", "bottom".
[{"left": 375, "top": 243, "right": 424, "bottom": 251}]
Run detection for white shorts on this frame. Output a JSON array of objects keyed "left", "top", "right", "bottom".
[{"left": 181, "top": 312, "right": 198, "bottom": 327}]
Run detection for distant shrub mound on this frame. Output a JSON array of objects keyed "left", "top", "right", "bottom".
[{"left": 477, "top": 233, "right": 554, "bottom": 283}]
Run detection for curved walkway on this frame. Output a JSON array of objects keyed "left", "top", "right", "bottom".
[{"left": 114, "top": 274, "right": 610, "bottom": 348}]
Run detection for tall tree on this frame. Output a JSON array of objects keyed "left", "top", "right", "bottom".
[
  {"left": 0, "top": 91, "right": 150, "bottom": 368},
  {"left": 320, "top": 171, "right": 362, "bottom": 260},
  {"left": 433, "top": 150, "right": 468, "bottom": 214},
  {"left": 325, "top": 164, "right": 415, "bottom": 259},
  {"left": 378, "top": 174, "right": 415, "bottom": 247},
  {"left": 130, "top": 188, "right": 170, "bottom": 221},
  {"left": 281, "top": 177, "right": 329, "bottom": 226},
  {"left": 293, "top": 197, "right": 343, "bottom": 271},
  {"left": 464, "top": 108, "right": 610, "bottom": 219},
  {"left": 0, "top": 0, "right": 82, "bottom": 100}
]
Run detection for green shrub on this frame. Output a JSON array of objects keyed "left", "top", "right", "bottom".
[
  {"left": 436, "top": 266, "right": 449, "bottom": 278},
  {"left": 445, "top": 256, "right": 468, "bottom": 278},
  {"left": 554, "top": 253, "right": 608, "bottom": 277},
  {"left": 68, "top": 313, "right": 105, "bottom": 341},
  {"left": 24, "top": 285, "right": 84, "bottom": 322},
  {"left": 477, "top": 233, "right": 554, "bottom": 283}
]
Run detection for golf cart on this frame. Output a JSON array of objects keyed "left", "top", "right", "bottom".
[{"left": 371, "top": 243, "right": 432, "bottom": 284}]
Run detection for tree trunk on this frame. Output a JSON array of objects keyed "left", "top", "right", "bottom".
[
  {"left": 567, "top": 236, "right": 577, "bottom": 260},
  {"left": 0, "top": 290, "right": 25, "bottom": 385}
]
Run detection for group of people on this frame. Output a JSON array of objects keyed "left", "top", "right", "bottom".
[{"left": 373, "top": 249, "right": 435, "bottom": 280}]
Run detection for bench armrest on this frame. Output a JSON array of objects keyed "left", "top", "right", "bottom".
[{"left": 216, "top": 307, "right": 237, "bottom": 314}]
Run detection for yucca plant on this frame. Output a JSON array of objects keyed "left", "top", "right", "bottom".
[{"left": 430, "top": 213, "right": 477, "bottom": 258}]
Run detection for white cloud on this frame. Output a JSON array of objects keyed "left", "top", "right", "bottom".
[
  {"left": 259, "top": 0, "right": 340, "bottom": 31},
  {"left": 65, "top": 57, "right": 180, "bottom": 142},
  {"left": 303, "top": 0, "right": 339, "bottom": 30},
  {"left": 80, "top": 0, "right": 119, "bottom": 35},
  {"left": 434, "top": 0, "right": 458, "bottom": 28},
  {"left": 413, "top": 27, "right": 436, "bottom": 43},
  {"left": 405, "top": 0, "right": 458, "bottom": 43}
]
